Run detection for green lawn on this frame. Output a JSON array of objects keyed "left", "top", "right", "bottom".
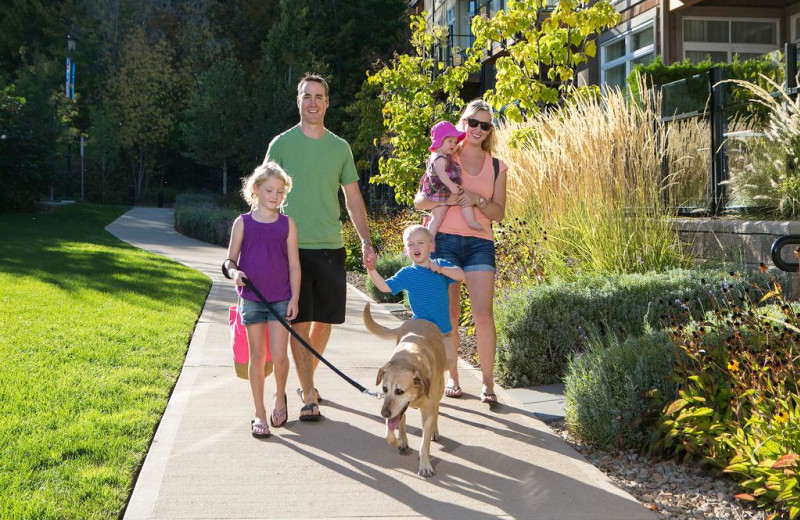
[{"left": 0, "top": 204, "right": 211, "bottom": 519}]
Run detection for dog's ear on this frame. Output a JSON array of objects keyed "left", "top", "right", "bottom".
[
  {"left": 413, "top": 370, "right": 430, "bottom": 397},
  {"left": 376, "top": 364, "right": 387, "bottom": 386}
]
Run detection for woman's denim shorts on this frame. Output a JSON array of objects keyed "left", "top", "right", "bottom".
[
  {"left": 239, "top": 298, "right": 290, "bottom": 325},
  {"left": 432, "top": 232, "right": 496, "bottom": 273}
]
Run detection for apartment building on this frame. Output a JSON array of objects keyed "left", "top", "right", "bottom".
[
  {"left": 414, "top": 0, "right": 800, "bottom": 92},
  {"left": 594, "top": 0, "right": 800, "bottom": 89}
]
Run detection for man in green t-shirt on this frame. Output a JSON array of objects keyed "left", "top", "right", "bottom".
[{"left": 264, "top": 73, "right": 375, "bottom": 422}]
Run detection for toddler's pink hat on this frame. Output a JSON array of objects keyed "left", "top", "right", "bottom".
[{"left": 429, "top": 121, "right": 465, "bottom": 152}]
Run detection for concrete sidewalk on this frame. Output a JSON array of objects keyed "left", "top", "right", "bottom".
[{"left": 107, "top": 208, "right": 656, "bottom": 520}]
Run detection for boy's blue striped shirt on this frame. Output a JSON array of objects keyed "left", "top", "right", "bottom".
[{"left": 385, "top": 259, "right": 456, "bottom": 334}]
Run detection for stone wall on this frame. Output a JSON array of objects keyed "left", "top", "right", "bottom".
[{"left": 673, "top": 218, "right": 800, "bottom": 296}]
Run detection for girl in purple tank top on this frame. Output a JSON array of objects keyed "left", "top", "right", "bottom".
[{"left": 224, "top": 162, "right": 300, "bottom": 438}]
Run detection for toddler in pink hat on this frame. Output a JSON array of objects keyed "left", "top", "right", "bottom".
[{"left": 420, "top": 120, "right": 482, "bottom": 235}]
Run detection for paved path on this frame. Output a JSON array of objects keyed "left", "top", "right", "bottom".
[{"left": 107, "top": 208, "right": 656, "bottom": 520}]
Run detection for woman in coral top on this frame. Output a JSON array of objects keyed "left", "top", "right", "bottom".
[{"left": 414, "top": 99, "right": 507, "bottom": 405}]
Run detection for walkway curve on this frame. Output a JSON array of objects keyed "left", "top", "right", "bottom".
[{"left": 107, "top": 207, "right": 656, "bottom": 520}]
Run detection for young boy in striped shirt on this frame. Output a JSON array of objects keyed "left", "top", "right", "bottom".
[{"left": 367, "top": 225, "right": 465, "bottom": 367}]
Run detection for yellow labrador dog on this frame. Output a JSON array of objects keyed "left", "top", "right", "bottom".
[{"left": 364, "top": 303, "right": 446, "bottom": 477}]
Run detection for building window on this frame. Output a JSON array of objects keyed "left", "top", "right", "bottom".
[
  {"left": 792, "top": 13, "right": 800, "bottom": 43},
  {"left": 683, "top": 17, "right": 779, "bottom": 63},
  {"left": 601, "top": 23, "right": 655, "bottom": 90}
]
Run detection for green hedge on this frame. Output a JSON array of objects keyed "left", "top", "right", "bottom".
[
  {"left": 494, "top": 267, "right": 777, "bottom": 387},
  {"left": 174, "top": 194, "right": 239, "bottom": 246},
  {"left": 629, "top": 55, "right": 784, "bottom": 116},
  {"left": 564, "top": 330, "right": 677, "bottom": 450}
]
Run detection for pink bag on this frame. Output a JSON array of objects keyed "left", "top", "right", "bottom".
[{"left": 228, "top": 305, "right": 273, "bottom": 379}]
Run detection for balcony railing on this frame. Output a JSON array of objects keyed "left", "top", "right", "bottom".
[{"left": 436, "top": 32, "right": 475, "bottom": 67}]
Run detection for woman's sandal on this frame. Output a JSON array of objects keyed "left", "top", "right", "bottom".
[
  {"left": 251, "top": 418, "right": 271, "bottom": 438},
  {"left": 480, "top": 392, "right": 498, "bottom": 404},
  {"left": 271, "top": 394, "right": 288, "bottom": 428},
  {"left": 444, "top": 385, "right": 462, "bottom": 398}
]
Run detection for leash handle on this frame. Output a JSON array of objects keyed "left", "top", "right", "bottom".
[{"left": 221, "top": 260, "right": 370, "bottom": 395}]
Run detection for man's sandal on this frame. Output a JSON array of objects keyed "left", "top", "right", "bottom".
[
  {"left": 251, "top": 418, "right": 271, "bottom": 438},
  {"left": 296, "top": 387, "right": 323, "bottom": 404},
  {"left": 299, "top": 402, "right": 323, "bottom": 422},
  {"left": 444, "top": 385, "right": 462, "bottom": 398}
]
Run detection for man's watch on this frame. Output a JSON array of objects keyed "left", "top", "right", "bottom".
[{"left": 475, "top": 195, "right": 485, "bottom": 207}]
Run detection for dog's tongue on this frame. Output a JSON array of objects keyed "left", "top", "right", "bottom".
[{"left": 388, "top": 414, "right": 402, "bottom": 431}]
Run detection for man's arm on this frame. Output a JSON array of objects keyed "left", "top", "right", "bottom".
[{"left": 342, "top": 181, "right": 376, "bottom": 269}]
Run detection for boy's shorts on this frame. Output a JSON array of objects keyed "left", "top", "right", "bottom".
[
  {"left": 294, "top": 248, "right": 347, "bottom": 324},
  {"left": 239, "top": 298, "right": 290, "bottom": 325}
]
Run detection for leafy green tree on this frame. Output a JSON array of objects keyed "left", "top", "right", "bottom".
[
  {"left": 109, "top": 26, "right": 178, "bottom": 198},
  {"left": 248, "top": 0, "right": 329, "bottom": 164},
  {"left": 85, "top": 100, "right": 123, "bottom": 203},
  {"left": 209, "top": 0, "right": 280, "bottom": 74},
  {"left": 181, "top": 58, "right": 248, "bottom": 194},
  {"left": 367, "top": 15, "right": 479, "bottom": 204},
  {"left": 343, "top": 79, "right": 394, "bottom": 208},
  {"left": 470, "top": 0, "right": 620, "bottom": 123},
  {"left": 0, "top": 85, "right": 41, "bottom": 211},
  {"left": 0, "top": 57, "right": 75, "bottom": 211}
]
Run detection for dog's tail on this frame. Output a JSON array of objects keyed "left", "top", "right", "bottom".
[{"left": 363, "top": 303, "right": 401, "bottom": 340}]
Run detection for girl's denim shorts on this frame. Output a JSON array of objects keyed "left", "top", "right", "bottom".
[
  {"left": 432, "top": 232, "right": 496, "bottom": 273},
  {"left": 239, "top": 298, "right": 290, "bottom": 325}
]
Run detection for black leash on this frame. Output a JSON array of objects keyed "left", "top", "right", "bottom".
[{"left": 222, "top": 260, "right": 381, "bottom": 399}]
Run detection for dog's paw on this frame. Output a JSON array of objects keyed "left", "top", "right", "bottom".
[
  {"left": 431, "top": 430, "right": 439, "bottom": 441},
  {"left": 418, "top": 462, "right": 435, "bottom": 477},
  {"left": 398, "top": 445, "right": 412, "bottom": 455}
]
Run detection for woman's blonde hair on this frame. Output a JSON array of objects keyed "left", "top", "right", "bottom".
[
  {"left": 241, "top": 161, "right": 293, "bottom": 209},
  {"left": 459, "top": 99, "right": 495, "bottom": 154}
]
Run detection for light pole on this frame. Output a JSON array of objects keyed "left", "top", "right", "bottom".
[{"left": 65, "top": 34, "right": 76, "bottom": 200}]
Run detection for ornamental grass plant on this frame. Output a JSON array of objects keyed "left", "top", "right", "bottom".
[
  {"left": 494, "top": 83, "right": 691, "bottom": 282},
  {"left": 723, "top": 78, "right": 800, "bottom": 218}
]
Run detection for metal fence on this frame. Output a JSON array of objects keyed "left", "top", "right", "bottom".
[{"left": 660, "top": 43, "right": 799, "bottom": 216}]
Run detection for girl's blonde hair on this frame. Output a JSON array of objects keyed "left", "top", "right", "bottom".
[
  {"left": 459, "top": 99, "right": 495, "bottom": 154},
  {"left": 241, "top": 161, "right": 293, "bottom": 209}
]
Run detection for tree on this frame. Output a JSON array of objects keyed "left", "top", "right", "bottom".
[
  {"left": 0, "top": 57, "right": 74, "bottom": 211},
  {"left": 248, "top": 0, "right": 329, "bottom": 164},
  {"left": 85, "top": 99, "right": 123, "bottom": 203},
  {"left": 181, "top": 58, "right": 248, "bottom": 194},
  {"left": 367, "top": 15, "right": 479, "bottom": 204},
  {"left": 470, "top": 0, "right": 619, "bottom": 124},
  {"left": 108, "top": 26, "right": 178, "bottom": 198}
]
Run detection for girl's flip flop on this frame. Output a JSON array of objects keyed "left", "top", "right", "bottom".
[{"left": 444, "top": 385, "right": 462, "bottom": 398}]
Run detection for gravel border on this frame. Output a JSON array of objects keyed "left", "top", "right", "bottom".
[{"left": 347, "top": 271, "right": 767, "bottom": 520}]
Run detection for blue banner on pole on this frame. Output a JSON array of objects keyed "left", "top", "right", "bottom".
[{"left": 65, "top": 57, "right": 71, "bottom": 98}]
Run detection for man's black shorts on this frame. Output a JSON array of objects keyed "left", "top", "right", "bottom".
[{"left": 294, "top": 248, "right": 346, "bottom": 324}]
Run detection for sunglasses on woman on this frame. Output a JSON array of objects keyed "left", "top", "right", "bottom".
[{"left": 467, "top": 118, "right": 493, "bottom": 131}]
